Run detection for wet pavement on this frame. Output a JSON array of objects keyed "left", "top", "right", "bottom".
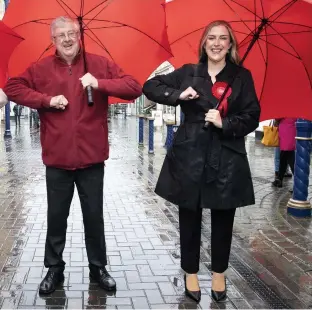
[{"left": 0, "top": 116, "right": 311, "bottom": 309}]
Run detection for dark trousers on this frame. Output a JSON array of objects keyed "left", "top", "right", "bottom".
[
  {"left": 14, "top": 115, "right": 20, "bottom": 126},
  {"left": 44, "top": 163, "right": 107, "bottom": 271},
  {"left": 179, "top": 207, "right": 236, "bottom": 274},
  {"left": 278, "top": 150, "right": 295, "bottom": 182}
]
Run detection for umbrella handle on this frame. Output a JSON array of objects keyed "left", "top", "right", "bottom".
[{"left": 86, "top": 86, "right": 94, "bottom": 106}]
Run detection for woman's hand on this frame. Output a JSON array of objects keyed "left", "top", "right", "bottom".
[
  {"left": 205, "top": 109, "right": 222, "bottom": 128},
  {"left": 179, "top": 87, "right": 199, "bottom": 101}
]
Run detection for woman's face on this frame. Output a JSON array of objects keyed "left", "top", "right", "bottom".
[{"left": 204, "top": 25, "right": 232, "bottom": 64}]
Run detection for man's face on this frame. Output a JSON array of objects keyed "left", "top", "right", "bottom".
[{"left": 52, "top": 22, "right": 80, "bottom": 61}]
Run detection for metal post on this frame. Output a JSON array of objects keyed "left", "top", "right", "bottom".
[
  {"left": 138, "top": 115, "right": 144, "bottom": 147},
  {"left": 165, "top": 121, "right": 175, "bottom": 149},
  {"left": 4, "top": 102, "right": 11, "bottom": 138},
  {"left": 148, "top": 117, "right": 154, "bottom": 154},
  {"left": 287, "top": 119, "right": 312, "bottom": 217}
]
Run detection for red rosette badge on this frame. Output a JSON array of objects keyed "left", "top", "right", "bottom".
[{"left": 212, "top": 82, "right": 232, "bottom": 117}]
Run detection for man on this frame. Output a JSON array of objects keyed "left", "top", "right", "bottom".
[
  {"left": 4, "top": 16, "right": 142, "bottom": 294},
  {"left": 13, "top": 104, "right": 23, "bottom": 126},
  {"left": 0, "top": 89, "right": 8, "bottom": 108}
]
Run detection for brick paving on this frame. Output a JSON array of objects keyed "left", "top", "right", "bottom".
[{"left": 0, "top": 116, "right": 311, "bottom": 309}]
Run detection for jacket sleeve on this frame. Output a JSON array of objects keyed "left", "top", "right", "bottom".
[
  {"left": 0, "top": 89, "right": 8, "bottom": 109},
  {"left": 97, "top": 60, "right": 142, "bottom": 100},
  {"left": 3, "top": 66, "right": 52, "bottom": 109},
  {"left": 222, "top": 70, "right": 260, "bottom": 138},
  {"left": 142, "top": 65, "right": 188, "bottom": 106}
]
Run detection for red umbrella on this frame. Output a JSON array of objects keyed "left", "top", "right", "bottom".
[
  {"left": 3, "top": 0, "right": 172, "bottom": 103},
  {"left": 165, "top": 0, "right": 312, "bottom": 121},
  {"left": 0, "top": 21, "right": 24, "bottom": 88}
]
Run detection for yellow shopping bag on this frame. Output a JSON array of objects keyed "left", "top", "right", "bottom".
[{"left": 261, "top": 122, "right": 279, "bottom": 147}]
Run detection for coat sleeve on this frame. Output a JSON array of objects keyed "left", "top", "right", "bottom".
[
  {"left": 221, "top": 70, "right": 260, "bottom": 138},
  {"left": 3, "top": 66, "right": 52, "bottom": 109},
  {"left": 97, "top": 60, "right": 142, "bottom": 100},
  {"left": 0, "top": 89, "right": 8, "bottom": 109},
  {"left": 142, "top": 64, "right": 189, "bottom": 106}
]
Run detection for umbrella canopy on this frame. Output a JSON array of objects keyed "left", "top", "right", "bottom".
[
  {"left": 3, "top": 0, "right": 172, "bottom": 87},
  {"left": 0, "top": 21, "right": 24, "bottom": 88},
  {"left": 165, "top": 0, "right": 312, "bottom": 121}
]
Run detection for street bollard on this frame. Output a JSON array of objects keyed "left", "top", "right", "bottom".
[
  {"left": 287, "top": 119, "right": 312, "bottom": 217},
  {"left": 165, "top": 120, "right": 175, "bottom": 149},
  {"left": 138, "top": 115, "right": 144, "bottom": 147},
  {"left": 4, "top": 102, "right": 11, "bottom": 138},
  {"left": 148, "top": 117, "right": 154, "bottom": 154}
]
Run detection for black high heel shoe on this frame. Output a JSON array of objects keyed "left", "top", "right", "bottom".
[
  {"left": 184, "top": 274, "right": 201, "bottom": 303},
  {"left": 211, "top": 278, "right": 227, "bottom": 302}
]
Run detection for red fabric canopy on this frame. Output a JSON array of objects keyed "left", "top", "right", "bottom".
[
  {"left": 166, "top": 0, "right": 312, "bottom": 121},
  {"left": 0, "top": 21, "right": 24, "bottom": 88},
  {"left": 3, "top": 0, "right": 172, "bottom": 92}
]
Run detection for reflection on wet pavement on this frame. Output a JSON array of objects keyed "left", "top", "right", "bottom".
[{"left": 0, "top": 117, "right": 311, "bottom": 309}]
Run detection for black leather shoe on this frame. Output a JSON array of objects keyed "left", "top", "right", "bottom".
[
  {"left": 89, "top": 266, "right": 116, "bottom": 291},
  {"left": 39, "top": 270, "right": 64, "bottom": 294},
  {"left": 272, "top": 179, "right": 282, "bottom": 188},
  {"left": 184, "top": 274, "right": 201, "bottom": 303},
  {"left": 211, "top": 279, "right": 227, "bottom": 302}
]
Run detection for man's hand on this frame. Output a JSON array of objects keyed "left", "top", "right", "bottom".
[
  {"left": 179, "top": 87, "right": 199, "bottom": 101},
  {"left": 79, "top": 73, "right": 98, "bottom": 89},
  {"left": 0, "top": 89, "right": 8, "bottom": 109},
  {"left": 50, "top": 95, "right": 68, "bottom": 110},
  {"left": 205, "top": 109, "right": 222, "bottom": 128}
]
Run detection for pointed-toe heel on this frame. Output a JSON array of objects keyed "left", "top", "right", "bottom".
[
  {"left": 184, "top": 274, "right": 201, "bottom": 303},
  {"left": 211, "top": 278, "right": 227, "bottom": 302}
]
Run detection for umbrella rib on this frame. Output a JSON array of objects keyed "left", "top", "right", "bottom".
[
  {"left": 84, "top": 0, "right": 115, "bottom": 28},
  {"left": 267, "top": 0, "right": 297, "bottom": 23},
  {"left": 36, "top": 43, "right": 54, "bottom": 62},
  {"left": 264, "top": 30, "right": 312, "bottom": 36},
  {"left": 273, "top": 21, "right": 312, "bottom": 30},
  {"left": 55, "top": 0, "right": 78, "bottom": 17},
  {"left": 87, "top": 25, "right": 125, "bottom": 30},
  {"left": 83, "top": 0, "right": 111, "bottom": 19},
  {"left": 222, "top": 0, "right": 256, "bottom": 33},
  {"left": 257, "top": 36, "right": 299, "bottom": 59},
  {"left": 80, "top": 0, "right": 84, "bottom": 16},
  {"left": 258, "top": 25, "right": 268, "bottom": 103},
  {"left": 268, "top": 25, "right": 312, "bottom": 90},
  {"left": 89, "top": 18, "right": 173, "bottom": 55},
  {"left": 170, "top": 20, "right": 256, "bottom": 45},
  {"left": 85, "top": 26, "right": 114, "bottom": 61}
]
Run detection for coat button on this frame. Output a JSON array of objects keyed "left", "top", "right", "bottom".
[{"left": 164, "top": 92, "right": 169, "bottom": 96}]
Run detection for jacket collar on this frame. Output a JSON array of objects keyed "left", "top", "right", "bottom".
[
  {"left": 54, "top": 48, "right": 83, "bottom": 66},
  {"left": 194, "top": 59, "right": 240, "bottom": 81}
]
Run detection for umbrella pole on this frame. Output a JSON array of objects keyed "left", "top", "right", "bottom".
[
  {"left": 203, "top": 19, "right": 267, "bottom": 129},
  {"left": 78, "top": 17, "right": 94, "bottom": 107}
]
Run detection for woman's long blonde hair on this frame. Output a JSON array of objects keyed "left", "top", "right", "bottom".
[{"left": 198, "top": 20, "right": 240, "bottom": 65}]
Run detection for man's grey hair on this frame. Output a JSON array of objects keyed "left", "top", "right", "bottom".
[{"left": 50, "top": 16, "right": 80, "bottom": 36}]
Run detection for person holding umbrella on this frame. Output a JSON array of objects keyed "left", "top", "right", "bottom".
[
  {"left": 143, "top": 20, "right": 260, "bottom": 303},
  {"left": 0, "top": 89, "right": 8, "bottom": 108},
  {"left": 4, "top": 16, "right": 142, "bottom": 294}
]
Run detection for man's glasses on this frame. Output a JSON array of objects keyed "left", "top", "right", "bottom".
[{"left": 53, "top": 31, "right": 79, "bottom": 42}]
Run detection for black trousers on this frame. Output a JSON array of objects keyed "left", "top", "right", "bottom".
[
  {"left": 44, "top": 163, "right": 107, "bottom": 271},
  {"left": 179, "top": 207, "right": 236, "bottom": 274},
  {"left": 278, "top": 150, "right": 295, "bottom": 182}
]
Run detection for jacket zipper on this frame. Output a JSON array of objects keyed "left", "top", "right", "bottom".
[{"left": 68, "top": 66, "right": 72, "bottom": 75}]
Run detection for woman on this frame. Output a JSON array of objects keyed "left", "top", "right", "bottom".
[
  {"left": 272, "top": 118, "right": 296, "bottom": 188},
  {"left": 143, "top": 20, "right": 260, "bottom": 303},
  {"left": 0, "top": 89, "right": 8, "bottom": 109}
]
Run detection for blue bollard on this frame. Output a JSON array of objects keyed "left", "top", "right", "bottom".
[
  {"left": 148, "top": 117, "right": 154, "bottom": 154},
  {"left": 165, "top": 121, "right": 175, "bottom": 149},
  {"left": 4, "top": 102, "right": 11, "bottom": 138},
  {"left": 287, "top": 119, "right": 312, "bottom": 217},
  {"left": 138, "top": 115, "right": 144, "bottom": 147}
]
